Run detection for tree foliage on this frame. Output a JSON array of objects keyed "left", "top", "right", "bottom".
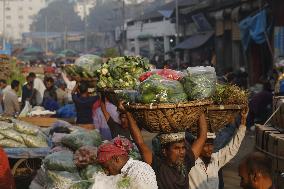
[
  {"left": 31, "top": 0, "right": 84, "bottom": 32},
  {"left": 87, "top": 0, "right": 121, "bottom": 32}
]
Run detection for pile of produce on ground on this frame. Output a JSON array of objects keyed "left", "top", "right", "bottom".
[
  {"left": 0, "top": 119, "right": 48, "bottom": 148},
  {"left": 30, "top": 121, "right": 141, "bottom": 189},
  {"left": 64, "top": 54, "right": 102, "bottom": 80},
  {"left": 96, "top": 56, "right": 150, "bottom": 89}
]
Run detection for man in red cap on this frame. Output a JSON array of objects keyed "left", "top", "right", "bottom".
[
  {"left": 97, "top": 137, "right": 158, "bottom": 189},
  {"left": 0, "top": 147, "right": 15, "bottom": 189}
]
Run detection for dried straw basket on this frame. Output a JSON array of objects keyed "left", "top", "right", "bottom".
[
  {"left": 125, "top": 99, "right": 212, "bottom": 133},
  {"left": 73, "top": 76, "right": 97, "bottom": 88},
  {"left": 205, "top": 104, "right": 244, "bottom": 133},
  {"left": 97, "top": 88, "right": 120, "bottom": 106}
]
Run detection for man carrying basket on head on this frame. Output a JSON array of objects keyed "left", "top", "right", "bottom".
[
  {"left": 119, "top": 102, "right": 208, "bottom": 189},
  {"left": 188, "top": 107, "right": 248, "bottom": 189}
]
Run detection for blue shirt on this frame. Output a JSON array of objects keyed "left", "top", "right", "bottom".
[{"left": 72, "top": 94, "right": 98, "bottom": 124}]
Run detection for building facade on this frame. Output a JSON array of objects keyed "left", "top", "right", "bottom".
[
  {"left": 125, "top": 0, "right": 196, "bottom": 61},
  {"left": 0, "top": 0, "right": 48, "bottom": 42}
]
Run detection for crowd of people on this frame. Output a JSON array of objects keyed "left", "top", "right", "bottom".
[{"left": 0, "top": 70, "right": 276, "bottom": 189}]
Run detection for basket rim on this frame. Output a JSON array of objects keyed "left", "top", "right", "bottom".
[
  {"left": 97, "top": 88, "right": 136, "bottom": 92},
  {"left": 273, "top": 95, "right": 284, "bottom": 99},
  {"left": 125, "top": 99, "right": 213, "bottom": 109},
  {"left": 207, "top": 104, "right": 246, "bottom": 110}
]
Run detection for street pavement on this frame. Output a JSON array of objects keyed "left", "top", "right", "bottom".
[
  {"left": 142, "top": 130, "right": 255, "bottom": 189},
  {"left": 223, "top": 132, "right": 255, "bottom": 189}
]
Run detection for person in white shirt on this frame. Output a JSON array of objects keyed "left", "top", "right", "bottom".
[
  {"left": 188, "top": 108, "right": 248, "bottom": 189},
  {"left": 28, "top": 72, "right": 46, "bottom": 104},
  {"left": 97, "top": 137, "right": 158, "bottom": 189},
  {"left": 61, "top": 72, "right": 76, "bottom": 102}
]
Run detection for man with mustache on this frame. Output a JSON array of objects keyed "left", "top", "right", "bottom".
[{"left": 122, "top": 104, "right": 208, "bottom": 189}]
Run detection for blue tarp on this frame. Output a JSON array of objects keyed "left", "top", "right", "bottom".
[
  {"left": 4, "top": 147, "right": 50, "bottom": 159},
  {"left": 239, "top": 10, "right": 270, "bottom": 50},
  {"left": 174, "top": 31, "right": 214, "bottom": 50},
  {"left": 56, "top": 104, "right": 76, "bottom": 118},
  {"left": 0, "top": 42, "right": 12, "bottom": 55}
]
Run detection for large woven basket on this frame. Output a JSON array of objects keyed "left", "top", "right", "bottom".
[
  {"left": 205, "top": 105, "right": 244, "bottom": 133},
  {"left": 125, "top": 100, "right": 212, "bottom": 133},
  {"left": 73, "top": 76, "right": 97, "bottom": 88}
]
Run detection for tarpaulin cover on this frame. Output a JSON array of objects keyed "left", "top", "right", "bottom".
[
  {"left": 4, "top": 147, "right": 50, "bottom": 159},
  {"left": 239, "top": 10, "right": 269, "bottom": 50},
  {"left": 174, "top": 31, "right": 214, "bottom": 50}
]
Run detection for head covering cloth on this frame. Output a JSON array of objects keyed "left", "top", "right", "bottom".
[{"left": 97, "top": 143, "right": 128, "bottom": 164}]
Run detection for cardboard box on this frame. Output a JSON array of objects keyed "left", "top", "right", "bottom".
[
  {"left": 255, "top": 125, "right": 279, "bottom": 150},
  {"left": 272, "top": 96, "right": 284, "bottom": 130}
]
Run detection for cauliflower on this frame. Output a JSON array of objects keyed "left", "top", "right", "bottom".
[{"left": 101, "top": 68, "right": 108, "bottom": 75}]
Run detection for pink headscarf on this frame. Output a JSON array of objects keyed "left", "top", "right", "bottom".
[
  {"left": 97, "top": 137, "right": 133, "bottom": 164},
  {"left": 97, "top": 143, "right": 128, "bottom": 164}
]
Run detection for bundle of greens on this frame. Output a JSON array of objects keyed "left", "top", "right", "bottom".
[
  {"left": 64, "top": 55, "right": 103, "bottom": 80},
  {"left": 212, "top": 84, "right": 249, "bottom": 105},
  {"left": 96, "top": 56, "right": 150, "bottom": 89},
  {"left": 61, "top": 130, "right": 102, "bottom": 150},
  {"left": 80, "top": 164, "right": 104, "bottom": 180},
  {"left": 75, "top": 54, "right": 103, "bottom": 75},
  {"left": 46, "top": 170, "right": 90, "bottom": 189},
  {"left": 138, "top": 75, "right": 188, "bottom": 103},
  {"left": 181, "top": 66, "right": 217, "bottom": 100},
  {"left": 64, "top": 65, "right": 94, "bottom": 80},
  {"left": 43, "top": 151, "right": 77, "bottom": 172}
]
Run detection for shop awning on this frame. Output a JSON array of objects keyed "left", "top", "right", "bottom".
[{"left": 174, "top": 31, "right": 214, "bottom": 50}]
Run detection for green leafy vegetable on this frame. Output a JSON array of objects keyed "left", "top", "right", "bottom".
[{"left": 96, "top": 56, "right": 150, "bottom": 89}]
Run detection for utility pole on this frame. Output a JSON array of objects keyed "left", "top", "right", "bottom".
[
  {"left": 175, "top": 0, "right": 180, "bottom": 70},
  {"left": 121, "top": 0, "right": 125, "bottom": 53},
  {"left": 45, "top": 15, "right": 48, "bottom": 54},
  {"left": 83, "top": 0, "right": 88, "bottom": 53},
  {"left": 2, "top": 0, "right": 6, "bottom": 50},
  {"left": 64, "top": 25, "right": 67, "bottom": 50}
]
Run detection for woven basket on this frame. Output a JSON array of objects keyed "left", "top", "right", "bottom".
[
  {"left": 205, "top": 105, "right": 244, "bottom": 133},
  {"left": 73, "top": 76, "right": 97, "bottom": 88},
  {"left": 125, "top": 100, "right": 212, "bottom": 133}
]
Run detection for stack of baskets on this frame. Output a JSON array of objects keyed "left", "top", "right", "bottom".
[{"left": 73, "top": 76, "right": 97, "bottom": 88}]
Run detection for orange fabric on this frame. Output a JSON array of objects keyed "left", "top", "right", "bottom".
[{"left": 0, "top": 148, "right": 15, "bottom": 189}]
